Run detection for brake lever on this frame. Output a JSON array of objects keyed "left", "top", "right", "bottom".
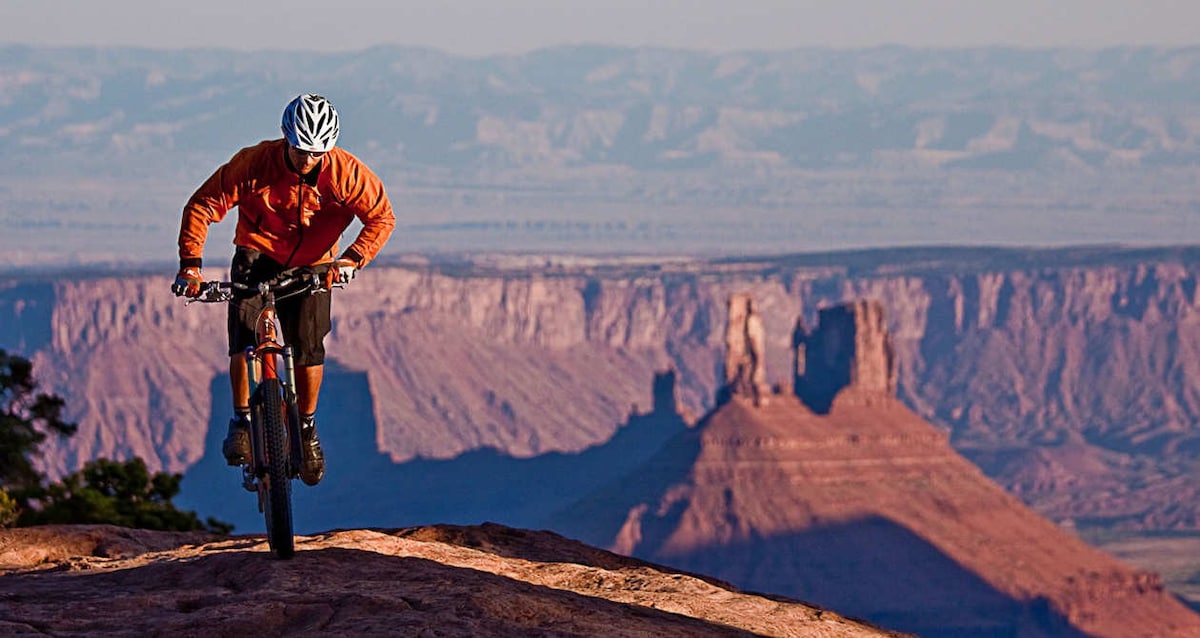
[
  {"left": 186, "top": 282, "right": 233, "bottom": 304},
  {"left": 312, "top": 271, "right": 347, "bottom": 293}
]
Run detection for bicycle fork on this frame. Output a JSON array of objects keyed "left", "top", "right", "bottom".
[
  {"left": 282, "top": 346, "right": 304, "bottom": 478},
  {"left": 242, "top": 345, "right": 302, "bottom": 494}
]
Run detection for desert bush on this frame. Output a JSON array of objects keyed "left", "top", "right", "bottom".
[{"left": 0, "top": 349, "right": 229, "bottom": 533}]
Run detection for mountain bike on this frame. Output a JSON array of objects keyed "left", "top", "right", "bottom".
[{"left": 190, "top": 267, "right": 339, "bottom": 559}]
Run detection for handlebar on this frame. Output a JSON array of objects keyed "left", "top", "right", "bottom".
[{"left": 188, "top": 269, "right": 344, "bottom": 304}]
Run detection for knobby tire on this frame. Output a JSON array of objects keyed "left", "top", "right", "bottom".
[{"left": 257, "top": 378, "right": 295, "bottom": 559}]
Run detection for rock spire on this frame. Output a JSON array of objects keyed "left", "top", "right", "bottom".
[
  {"left": 723, "top": 294, "right": 897, "bottom": 413},
  {"left": 722, "top": 292, "right": 771, "bottom": 406},
  {"left": 795, "top": 299, "right": 897, "bottom": 413}
]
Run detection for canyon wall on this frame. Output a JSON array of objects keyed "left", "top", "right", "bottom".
[{"left": 4, "top": 247, "right": 1200, "bottom": 530}]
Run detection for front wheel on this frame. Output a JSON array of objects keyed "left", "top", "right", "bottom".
[{"left": 255, "top": 377, "right": 294, "bottom": 559}]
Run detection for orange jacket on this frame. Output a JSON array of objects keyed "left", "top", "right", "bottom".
[{"left": 178, "top": 139, "right": 395, "bottom": 270}]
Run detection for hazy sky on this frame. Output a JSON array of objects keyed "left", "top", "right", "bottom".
[{"left": 2, "top": 0, "right": 1196, "bottom": 55}]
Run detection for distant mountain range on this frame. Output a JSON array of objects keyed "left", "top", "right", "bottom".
[
  {"left": 4, "top": 44, "right": 1199, "bottom": 170},
  {"left": 1, "top": 44, "right": 1199, "bottom": 264}
]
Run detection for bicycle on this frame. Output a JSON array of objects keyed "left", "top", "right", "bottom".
[{"left": 189, "top": 266, "right": 340, "bottom": 559}]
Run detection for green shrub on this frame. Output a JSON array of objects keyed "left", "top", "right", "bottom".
[
  {"left": 0, "top": 488, "right": 18, "bottom": 528},
  {"left": 21, "top": 458, "right": 232, "bottom": 534},
  {"left": 0, "top": 349, "right": 229, "bottom": 534}
]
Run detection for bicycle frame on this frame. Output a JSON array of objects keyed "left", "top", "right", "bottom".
[{"left": 242, "top": 282, "right": 305, "bottom": 488}]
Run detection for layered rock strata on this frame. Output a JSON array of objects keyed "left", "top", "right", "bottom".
[
  {"left": 6, "top": 249, "right": 1200, "bottom": 531},
  {"left": 551, "top": 299, "right": 1200, "bottom": 637}
]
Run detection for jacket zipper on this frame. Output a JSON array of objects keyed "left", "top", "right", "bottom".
[{"left": 283, "top": 174, "right": 304, "bottom": 268}]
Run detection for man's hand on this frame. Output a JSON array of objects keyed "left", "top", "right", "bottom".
[
  {"left": 172, "top": 267, "right": 204, "bottom": 298},
  {"left": 325, "top": 258, "right": 357, "bottom": 288}
]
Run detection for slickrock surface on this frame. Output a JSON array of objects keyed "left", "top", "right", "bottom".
[{"left": 0, "top": 523, "right": 901, "bottom": 637}]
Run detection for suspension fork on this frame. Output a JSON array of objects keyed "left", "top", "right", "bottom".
[
  {"left": 245, "top": 347, "right": 261, "bottom": 396},
  {"left": 279, "top": 346, "right": 299, "bottom": 467},
  {"left": 248, "top": 290, "right": 304, "bottom": 476},
  {"left": 243, "top": 346, "right": 266, "bottom": 486},
  {"left": 282, "top": 345, "right": 297, "bottom": 399},
  {"left": 262, "top": 318, "right": 302, "bottom": 475}
]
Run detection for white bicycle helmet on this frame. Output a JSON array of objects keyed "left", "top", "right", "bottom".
[{"left": 281, "top": 94, "right": 340, "bottom": 153}]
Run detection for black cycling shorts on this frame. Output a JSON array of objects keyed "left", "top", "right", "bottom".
[{"left": 226, "top": 247, "right": 331, "bottom": 367}]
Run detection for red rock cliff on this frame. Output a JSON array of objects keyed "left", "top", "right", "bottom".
[{"left": 5, "top": 251, "right": 1200, "bottom": 531}]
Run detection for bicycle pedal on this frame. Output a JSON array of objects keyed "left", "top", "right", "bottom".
[{"left": 241, "top": 468, "right": 257, "bottom": 493}]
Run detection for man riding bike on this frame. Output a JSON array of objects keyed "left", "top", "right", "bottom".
[{"left": 172, "top": 93, "right": 396, "bottom": 486}]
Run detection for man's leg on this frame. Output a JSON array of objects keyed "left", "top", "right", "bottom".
[
  {"left": 223, "top": 354, "right": 252, "bottom": 465},
  {"left": 295, "top": 363, "right": 326, "bottom": 486},
  {"left": 295, "top": 363, "right": 323, "bottom": 415},
  {"left": 231, "top": 355, "right": 250, "bottom": 409},
  {"left": 285, "top": 284, "right": 330, "bottom": 487},
  {"left": 223, "top": 246, "right": 275, "bottom": 466}
]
